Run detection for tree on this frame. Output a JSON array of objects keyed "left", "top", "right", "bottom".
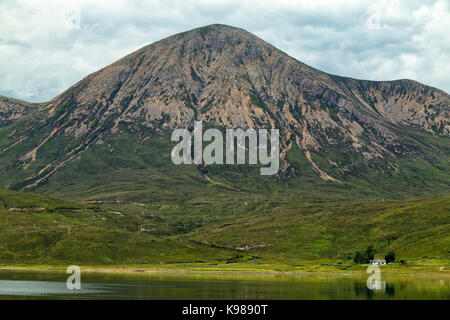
[
  {"left": 353, "top": 251, "right": 364, "bottom": 264},
  {"left": 353, "top": 245, "right": 376, "bottom": 264},
  {"left": 385, "top": 251, "right": 395, "bottom": 264},
  {"left": 365, "top": 245, "right": 375, "bottom": 261}
]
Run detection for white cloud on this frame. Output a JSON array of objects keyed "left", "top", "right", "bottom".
[{"left": 0, "top": 0, "right": 448, "bottom": 102}]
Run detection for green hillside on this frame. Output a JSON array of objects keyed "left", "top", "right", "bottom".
[{"left": 1, "top": 188, "right": 448, "bottom": 273}]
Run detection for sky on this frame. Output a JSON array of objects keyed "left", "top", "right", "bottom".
[{"left": 0, "top": 0, "right": 449, "bottom": 102}]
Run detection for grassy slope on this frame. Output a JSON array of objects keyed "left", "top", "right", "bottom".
[{"left": 0, "top": 189, "right": 448, "bottom": 274}]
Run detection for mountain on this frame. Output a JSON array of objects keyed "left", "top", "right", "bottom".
[
  {"left": 0, "top": 24, "right": 449, "bottom": 267},
  {"left": 0, "top": 24, "right": 449, "bottom": 201}
]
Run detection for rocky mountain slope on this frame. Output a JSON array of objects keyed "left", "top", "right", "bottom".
[
  {"left": 0, "top": 24, "right": 449, "bottom": 199},
  {"left": 0, "top": 95, "right": 41, "bottom": 127}
]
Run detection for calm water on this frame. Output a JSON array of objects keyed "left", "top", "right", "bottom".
[{"left": 0, "top": 270, "right": 448, "bottom": 300}]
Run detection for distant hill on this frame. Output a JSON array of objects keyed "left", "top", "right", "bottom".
[{"left": 0, "top": 95, "right": 41, "bottom": 127}]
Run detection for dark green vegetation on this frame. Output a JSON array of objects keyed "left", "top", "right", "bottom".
[
  {"left": 353, "top": 246, "right": 375, "bottom": 264},
  {"left": 385, "top": 251, "right": 396, "bottom": 264},
  {"left": 1, "top": 188, "right": 448, "bottom": 270}
]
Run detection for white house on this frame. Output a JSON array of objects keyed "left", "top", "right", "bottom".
[{"left": 370, "top": 259, "right": 386, "bottom": 265}]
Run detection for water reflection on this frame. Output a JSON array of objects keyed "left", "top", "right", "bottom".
[
  {"left": 0, "top": 270, "right": 448, "bottom": 300},
  {"left": 353, "top": 281, "right": 396, "bottom": 299}
]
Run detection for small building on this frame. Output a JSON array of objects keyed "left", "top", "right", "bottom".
[{"left": 370, "top": 259, "right": 386, "bottom": 265}]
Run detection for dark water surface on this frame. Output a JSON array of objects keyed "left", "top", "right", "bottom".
[{"left": 0, "top": 270, "right": 448, "bottom": 299}]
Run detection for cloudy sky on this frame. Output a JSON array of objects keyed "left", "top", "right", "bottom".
[{"left": 1, "top": 0, "right": 449, "bottom": 102}]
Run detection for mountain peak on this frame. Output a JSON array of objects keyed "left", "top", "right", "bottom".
[
  {"left": 176, "top": 24, "right": 252, "bottom": 38},
  {"left": 131, "top": 23, "right": 275, "bottom": 62}
]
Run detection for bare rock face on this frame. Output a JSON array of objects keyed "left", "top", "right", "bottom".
[{"left": 0, "top": 24, "right": 449, "bottom": 189}]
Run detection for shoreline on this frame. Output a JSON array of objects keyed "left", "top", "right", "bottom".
[{"left": 1, "top": 265, "right": 449, "bottom": 278}]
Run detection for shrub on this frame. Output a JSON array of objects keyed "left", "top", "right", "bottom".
[
  {"left": 353, "top": 245, "right": 376, "bottom": 264},
  {"left": 353, "top": 251, "right": 364, "bottom": 264},
  {"left": 385, "top": 251, "right": 396, "bottom": 264}
]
